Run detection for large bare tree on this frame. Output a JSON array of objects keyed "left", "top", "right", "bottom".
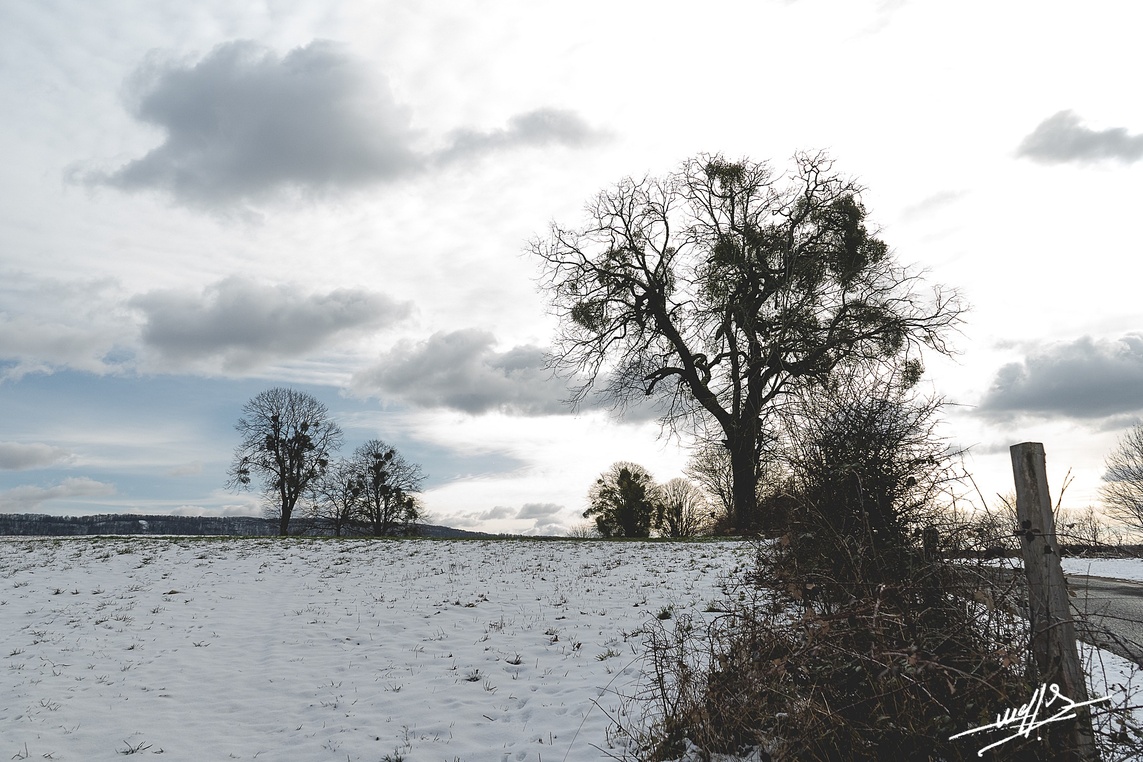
[
  {"left": 533, "top": 153, "right": 961, "bottom": 530},
  {"left": 227, "top": 387, "right": 342, "bottom": 536}
]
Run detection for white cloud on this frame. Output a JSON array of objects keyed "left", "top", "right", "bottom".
[
  {"left": 899, "top": 190, "right": 968, "bottom": 222},
  {"left": 0, "top": 477, "right": 116, "bottom": 513},
  {"left": 0, "top": 272, "right": 132, "bottom": 379},
  {"left": 167, "top": 461, "right": 203, "bottom": 477}
]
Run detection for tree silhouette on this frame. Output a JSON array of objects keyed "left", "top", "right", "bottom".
[
  {"left": 656, "top": 477, "right": 709, "bottom": 537},
  {"left": 585, "top": 462, "right": 659, "bottom": 538},
  {"left": 228, "top": 387, "right": 342, "bottom": 536},
  {"left": 533, "top": 153, "right": 961, "bottom": 530},
  {"left": 350, "top": 439, "right": 424, "bottom": 536}
]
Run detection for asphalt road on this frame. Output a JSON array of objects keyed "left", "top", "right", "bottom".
[
  {"left": 951, "top": 566, "right": 1143, "bottom": 668},
  {"left": 1066, "top": 574, "right": 1143, "bottom": 668}
]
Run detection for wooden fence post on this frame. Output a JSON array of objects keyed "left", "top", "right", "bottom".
[{"left": 1010, "top": 442, "right": 1098, "bottom": 760}]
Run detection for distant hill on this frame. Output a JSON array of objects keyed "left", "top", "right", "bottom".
[{"left": 0, "top": 513, "right": 496, "bottom": 539}]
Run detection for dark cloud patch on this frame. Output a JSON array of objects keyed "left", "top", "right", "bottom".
[
  {"left": 1017, "top": 111, "right": 1143, "bottom": 165},
  {"left": 436, "top": 108, "right": 606, "bottom": 164},
  {"left": 75, "top": 40, "right": 605, "bottom": 210},
  {"left": 0, "top": 442, "right": 74, "bottom": 470},
  {"left": 80, "top": 40, "right": 419, "bottom": 208},
  {"left": 516, "top": 502, "right": 563, "bottom": 520},
  {"left": 978, "top": 335, "right": 1143, "bottom": 419},
  {"left": 352, "top": 328, "right": 572, "bottom": 415},
  {"left": 131, "top": 276, "right": 411, "bottom": 371}
]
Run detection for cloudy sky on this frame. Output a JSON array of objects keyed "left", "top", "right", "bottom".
[{"left": 2, "top": 1, "right": 1142, "bottom": 533}]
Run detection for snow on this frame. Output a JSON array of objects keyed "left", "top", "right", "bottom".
[
  {"left": 1063, "top": 556, "right": 1143, "bottom": 584},
  {"left": 4, "top": 538, "right": 1142, "bottom": 761},
  {"left": 0, "top": 537, "right": 749, "bottom": 761}
]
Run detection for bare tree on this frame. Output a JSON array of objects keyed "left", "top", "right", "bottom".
[
  {"left": 566, "top": 521, "right": 600, "bottom": 539},
  {"left": 1101, "top": 423, "right": 1143, "bottom": 531},
  {"left": 684, "top": 445, "right": 734, "bottom": 528},
  {"left": 228, "top": 388, "right": 342, "bottom": 536},
  {"left": 685, "top": 440, "right": 788, "bottom": 533},
  {"left": 1057, "top": 505, "right": 1111, "bottom": 548},
  {"left": 308, "top": 459, "right": 362, "bottom": 537},
  {"left": 656, "top": 477, "right": 709, "bottom": 537},
  {"left": 350, "top": 439, "right": 424, "bottom": 536},
  {"left": 533, "top": 153, "right": 961, "bottom": 530}
]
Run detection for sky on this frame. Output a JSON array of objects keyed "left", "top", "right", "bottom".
[{"left": 2, "top": 1, "right": 1142, "bottom": 534}]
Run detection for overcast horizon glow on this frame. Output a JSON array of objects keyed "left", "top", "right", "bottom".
[{"left": 2, "top": 1, "right": 1142, "bottom": 534}]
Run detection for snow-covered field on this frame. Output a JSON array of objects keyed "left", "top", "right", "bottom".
[
  {"left": 1, "top": 537, "right": 749, "bottom": 762},
  {"left": 4, "top": 538, "right": 1143, "bottom": 762}
]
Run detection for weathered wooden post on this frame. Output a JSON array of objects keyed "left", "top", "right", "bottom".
[{"left": 1010, "top": 442, "right": 1098, "bottom": 760}]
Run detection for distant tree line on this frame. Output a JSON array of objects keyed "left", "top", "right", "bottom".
[
  {"left": 0, "top": 513, "right": 496, "bottom": 539},
  {"left": 0, "top": 513, "right": 277, "bottom": 537}
]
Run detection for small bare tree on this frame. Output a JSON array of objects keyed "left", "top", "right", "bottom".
[
  {"left": 566, "top": 521, "right": 600, "bottom": 539},
  {"left": 1101, "top": 423, "right": 1143, "bottom": 531},
  {"left": 684, "top": 445, "right": 734, "bottom": 528},
  {"left": 349, "top": 440, "right": 425, "bottom": 537},
  {"left": 656, "top": 477, "right": 710, "bottom": 537},
  {"left": 308, "top": 459, "right": 362, "bottom": 537}
]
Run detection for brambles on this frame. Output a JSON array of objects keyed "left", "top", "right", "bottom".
[
  {"left": 769, "top": 369, "right": 956, "bottom": 597},
  {"left": 625, "top": 371, "right": 1048, "bottom": 759},
  {"left": 633, "top": 559, "right": 1041, "bottom": 761}
]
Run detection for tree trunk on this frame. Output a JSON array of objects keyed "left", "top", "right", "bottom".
[
  {"left": 278, "top": 485, "right": 292, "bottom": 537},
  {"left": 729, "top": 436, "right": 758, "bottom": 532}
]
